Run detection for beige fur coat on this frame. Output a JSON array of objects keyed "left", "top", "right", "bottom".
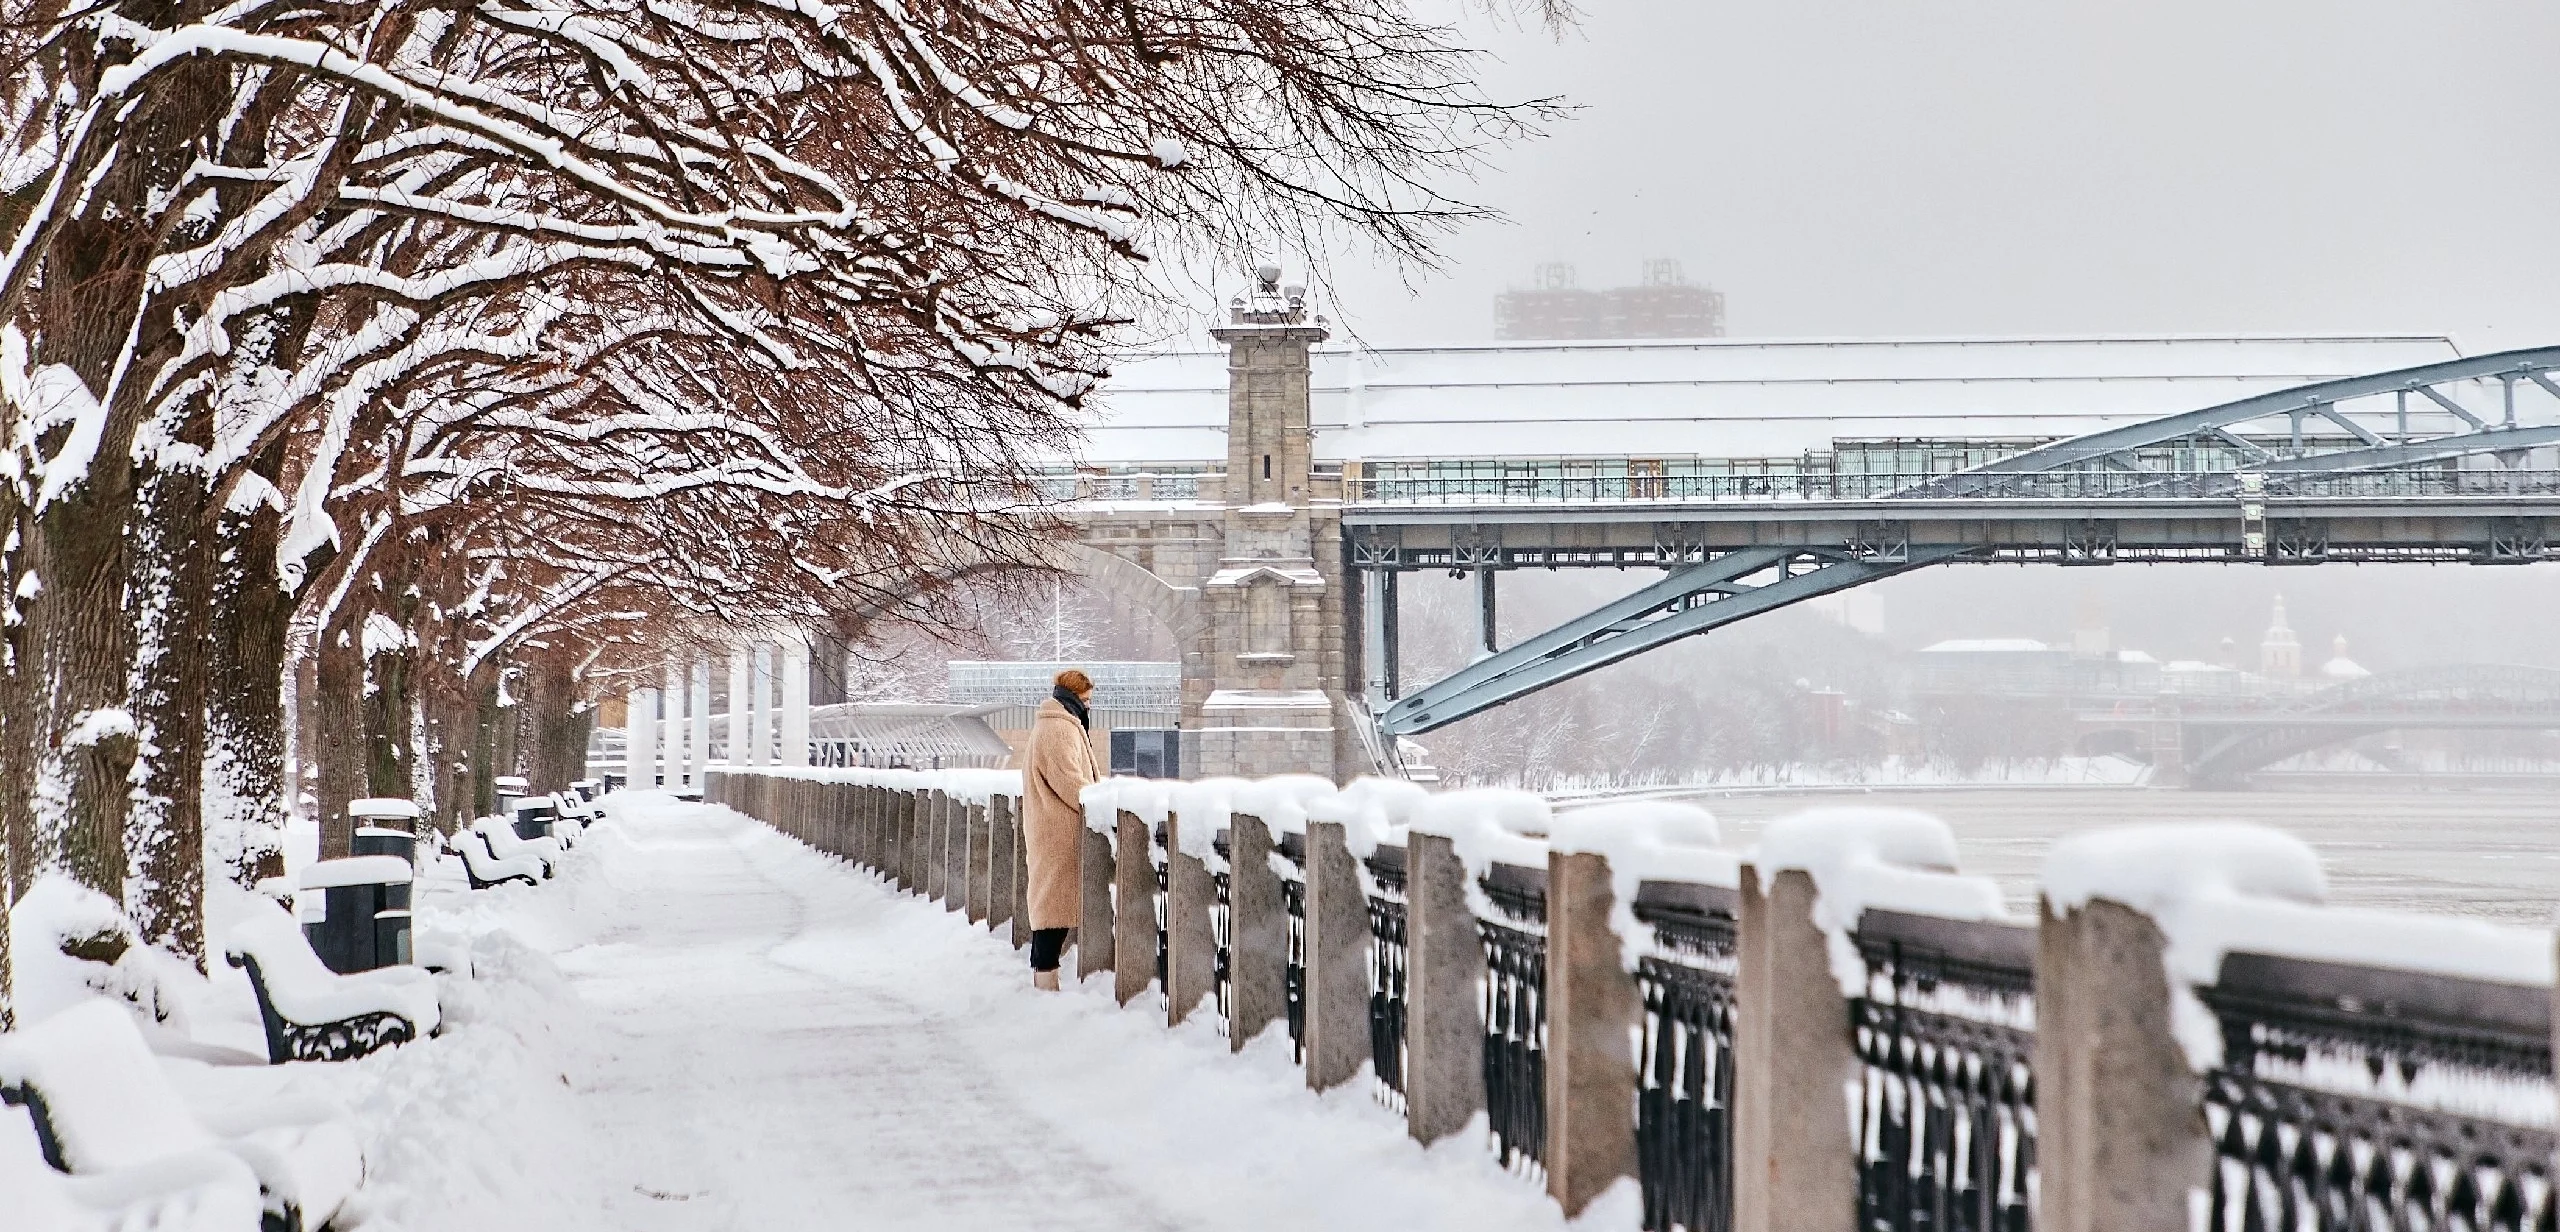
[{"left": 1021, "top": 697, "right": 1098, "bottom": 930}]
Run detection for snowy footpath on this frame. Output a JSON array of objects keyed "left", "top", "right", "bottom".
[{"left": 187, "top": 793, "right": 1586, "bottom": 1231}]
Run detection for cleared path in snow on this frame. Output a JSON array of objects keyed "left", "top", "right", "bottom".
[{"left": 415, "top": 795, "right": 1576, "bottom": 1232}]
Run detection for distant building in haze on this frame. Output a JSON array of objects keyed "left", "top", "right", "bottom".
[{"left": 1494, "top": 260, "right": 1726, "bottom": 340}]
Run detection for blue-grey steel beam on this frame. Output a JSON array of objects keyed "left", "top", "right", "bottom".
[
  {"left": 1958, "top": 347, "right": 2560, "bottom": 474},
  {"left": 1380, "top": 546, "right": 1969, "bottom": 735}
]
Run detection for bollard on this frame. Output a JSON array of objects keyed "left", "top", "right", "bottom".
[
  {"left": 1113, "top": 809, "right": 1156, "bottom": 1006},
  {"left": 1404, "top": 830, "right": 1485, "bottom": 1144},
  {"left": 2035, "top": 896, "right": 2210, "bottom": 1232},
  {"left": 1302, "top": 819, "right": 1370, "bottom": 1091},
  {"left": 989, "top": 795, "right": 1017, "bottom": 935},
  {"left": 1734, "top": 867, "right": 1858, "bottom": 1232},
  {"left": 1227, "top": 811, "right": 1288, "bottom": 1051},
  {"left": 1165, "top": 811, "right": 1218, "bottom": 1026},
  {"left": 1077, "top": 821, "right": 1116, "bottom": 981},
  {"left": 966, "top": 801, "right": 992, "bottom": 924},
  {"left": 1544, "top": 848, "right": 1640, "bottom": 1217}
]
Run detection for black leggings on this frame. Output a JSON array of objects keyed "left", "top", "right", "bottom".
[{"left": 1029, "top": 928, "right": 1070, "bottom": 973}]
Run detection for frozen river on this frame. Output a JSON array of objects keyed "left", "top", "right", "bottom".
[{"left": 1678, "top": 786, "right": 2560, "bottom": 926}]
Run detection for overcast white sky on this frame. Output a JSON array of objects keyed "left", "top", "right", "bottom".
[{"left": 1319, "top": 0, "right": 2560, "bottom": 351}]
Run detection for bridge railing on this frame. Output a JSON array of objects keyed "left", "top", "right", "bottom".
[
  {"left": 696, "top": 768, "right": 2559, "bottom": 1231},
  {"left": 1347, "top": 467, "right": 2560, "bottom": 506}
]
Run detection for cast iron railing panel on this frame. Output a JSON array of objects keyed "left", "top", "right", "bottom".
[
  {"left": 2201, "top": 952, "right": 2557, "bottom": 1232},
  {"left": 1151, "top": 821, "right": 1169, "bottom": 993},
  {"left": 1281, "top": 832, "right": 1308, "bottom": 1062},
  {"left": 1633, "top": 881, "right": 1742, "bottom": 1232},
  {"left": 1849, "top": 910, "right": 2039, "bottom": 1232},
  {"left": 1369, "top": 844, "right": 1411, "bottom": 1112},
  {"left": 1478, "top": 861, "right": 1550, "bottom": 1176}
]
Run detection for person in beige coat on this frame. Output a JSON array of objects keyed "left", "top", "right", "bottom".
[{"left": 1021, "top": 668, "right": 1099, "bottom": 989}]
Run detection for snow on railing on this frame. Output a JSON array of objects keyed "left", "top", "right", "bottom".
[{"left": 697, "top": 767, "right": 2560, "bottom": 1231}]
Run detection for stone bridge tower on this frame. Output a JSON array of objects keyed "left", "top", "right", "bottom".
[
  {"left": 1189, "top": 268, "right": 1351, "bottom": 779},
  {"left": 1063, "top": 268, "right": 1357, "bottom": 781}
]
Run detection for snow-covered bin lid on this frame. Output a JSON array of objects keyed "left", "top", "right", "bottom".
[
  {"left": 1752, "top": 807, "right": 2010, "bottom": 997},
  {"left": 508, "top": 795, "right": 557, "bottom": 814},
  {"left": 351, "top": 827, "right": 416, "bottom": 841},
  {"left": 346, "top": 798, "right": 420, "bottom": 820},
  {"left": 299, "top": 856, "right": 414, "bottom": 889},
  {"left": 493, "top": 776, "right": 530, "bottom": 790}
]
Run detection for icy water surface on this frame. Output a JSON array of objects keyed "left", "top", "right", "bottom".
[{"left": 1686, "top": 787, "right": 2560, "bottom": 926}]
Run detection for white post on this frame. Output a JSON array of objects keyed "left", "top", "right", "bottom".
[
  {"left": 781, "top": 638, "right": 811, "bottom": 767},
  {"left": 626, "top": 688, "right": 658, "bottom": 788},
  {"left": 751, "top": 642, "right": 775, "bottom": 767},
  {"left": 727, "top": 647, "right": 751, "bottom": 765},
  {"left": 689, "top": 658, "right": 711, "bottom": 785},
  {"left": 661, "top": 662, "right": 686, "bottom": 787}
]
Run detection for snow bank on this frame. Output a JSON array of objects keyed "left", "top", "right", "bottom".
[
  {"left": 1230, "top": 775, "right": 1339, "bottom": 837},
  {"left": 2041, "top": 823, "right": 2556, "bottom": 1069},
  {"left": 1166, "top": 778, "right": 1253, "bottom": 869},
  {"left": 1082, "top": 777, "right": 1173, "bottom": 835},
  {"left": 1408, "top": 788, "right": 1552, "bottom": 879},
  {"left": 1550, "top": 802, "right": 1737, "bottom": 971},
  {"left": 1753, "top": 807, "right": 2010, "bottom": 997},
  {"left": 1307, "top": 777, "right": 1432, "bottom": 858},
  {"left": 3, "top": 1096, "right": 260, "bottom": 1232},
  {"left": 9, "top": 873, "right": 202, "bottom": 1032}
]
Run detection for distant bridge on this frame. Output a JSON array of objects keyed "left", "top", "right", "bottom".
[
  {"left": 2131, "top": 664, "right": 2560, "bottom": 786},
  {"left": 1365, "top": 348, "right": 2560, "bottom": 736}
]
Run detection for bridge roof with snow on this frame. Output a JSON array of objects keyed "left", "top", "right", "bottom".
[{"left": 1075, "top": 334, "right": 2465, "bottom": 465}]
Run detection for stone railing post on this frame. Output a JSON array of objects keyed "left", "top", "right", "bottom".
[
  {"left": 1227, "top": 811, "right": 1287, "bottom": 1051},
  {"left": 1545, "top": 848, "right": 1640, "bottom": 1216},
  {"left": 1303, "top": 818, "right": 1369, "bottom": 1091},
  {"left": 1404, "top": 830, "right": 1484, "bottom": 1144},
  {"left": 943, "top": 792, "right": 968, "bottom": 913},
  {"left": 924, "top": 790, "right": 951, "bottom": 902},
  {"left": 1734, "top": 866, "right": 1858, "bottom": 1232},
  {"left": 858, "top": 785, "right": 881, "bottom": 870},
  {"left": 966, "top": 801, "right": 992, "bottom": 924},
  {"left": 1113, "top": 809, "right": 1156, "bottom": 1006},
  {"left": 903, "top": 789, "right": 927, "bottom": 892},
  {"left": 2035, "top": 896, "right": 2211, "bottom": 1232},
  {"left": 1077, "top": 816, "right": 1116, "bottom": 980},
  {"left": 988, "top": 795, "right": 1016, "bottom": 935},
  {"left": 1165, "top": 811, "right": 1217, "bottom": 1026}
]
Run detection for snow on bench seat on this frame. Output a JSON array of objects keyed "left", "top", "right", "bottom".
[
  {"left": 451, "top": 829, "right": 543, "bottom": 889},
  {"left": 224, "top": 905, "right": 441, "bottom": 1064},
  {"left": 471, "top": 815, "right": 559, "bottom": 875},
  {"left": 5, "top": 1100, "right": 266, "bottom": 1232},
  {"left": 0, "top": 1000, "right": 362, "bottom": 1232}
]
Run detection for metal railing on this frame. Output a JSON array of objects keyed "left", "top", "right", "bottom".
[
  {"left": 1849, "top": 911, "right": 2040, "bottom": 1232},
  {"left": 1479, "top": 861, "right": 1551, "bottom": 1176},
  {"left": 1348, "top": 469, "right": 2560, "bottom": 507},
  {"left": 1634, "top": 883, "right": 1741, "bottom": 1232},
  {"left": 1367, "top": 844, "right": 1411, "bottom": 1113},
  {"left": 1279, "top": 832, "right": 1308, "bottom": 1062},
  {"left": 2199, "top": 953, "right": 2557, "bottom": 1232}
]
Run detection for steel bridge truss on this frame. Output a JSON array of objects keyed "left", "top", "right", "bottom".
[{"left": 1371, "top": 348, "right": 2560, "bottom": 737}]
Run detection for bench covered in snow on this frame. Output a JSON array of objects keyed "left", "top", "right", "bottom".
[
  {"left": 472, "top": 814, "right": 560, "bottom": 877},
  {"left": 452, "top": 827, "right": 544, "bottom": 889},
  {"left": 0, "top": 1000, "right": 364, "bottom": 1232},
  {"left": 225, "top": 908, "right": 441, "bottom": 1065}
]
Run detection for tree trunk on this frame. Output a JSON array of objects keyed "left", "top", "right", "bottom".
[
  {"left": 206, "top": 470, "right": 292, "bottom": 889},
  {"left": 124, "top": 461, "right": 214, "bottom": 967},
  {"left": 314, "top": 606, "right": 367, "bottom": 859},
  {"left": 523, "top": 655, "right": 581, "bottom": 792},
  {"left": 470, "top": 666, "right": 502, "bottom": 820},
  {"left": 363, "top": 633, "right": 413, "bottom": 801}
]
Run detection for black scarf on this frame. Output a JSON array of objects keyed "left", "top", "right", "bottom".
[{"left": 1052, "top": 684, "right": 1090, "bottom": 730}]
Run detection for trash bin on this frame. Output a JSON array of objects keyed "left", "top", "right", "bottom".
[
  {"left": 493, "top": 775, "right": 530, "bottom": 816},
  {"left": 351, "top": 826, "right": 418, "bottom": 864},
  {"left": 299, "top": 856, "right": 416, "bottom": 974},
  {"left": 601, "top": 772, "right": 626, "bottom": 793},
  {"left": 570, "top": 779, "right": 600, "bottom": 803},
  {"left": 510, "top": 795, "right": 558, "bottom": 841}
]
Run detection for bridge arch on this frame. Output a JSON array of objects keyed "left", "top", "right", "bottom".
[{"left": 2181, "top": 664, "right": 2560, "bottom": 786}]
